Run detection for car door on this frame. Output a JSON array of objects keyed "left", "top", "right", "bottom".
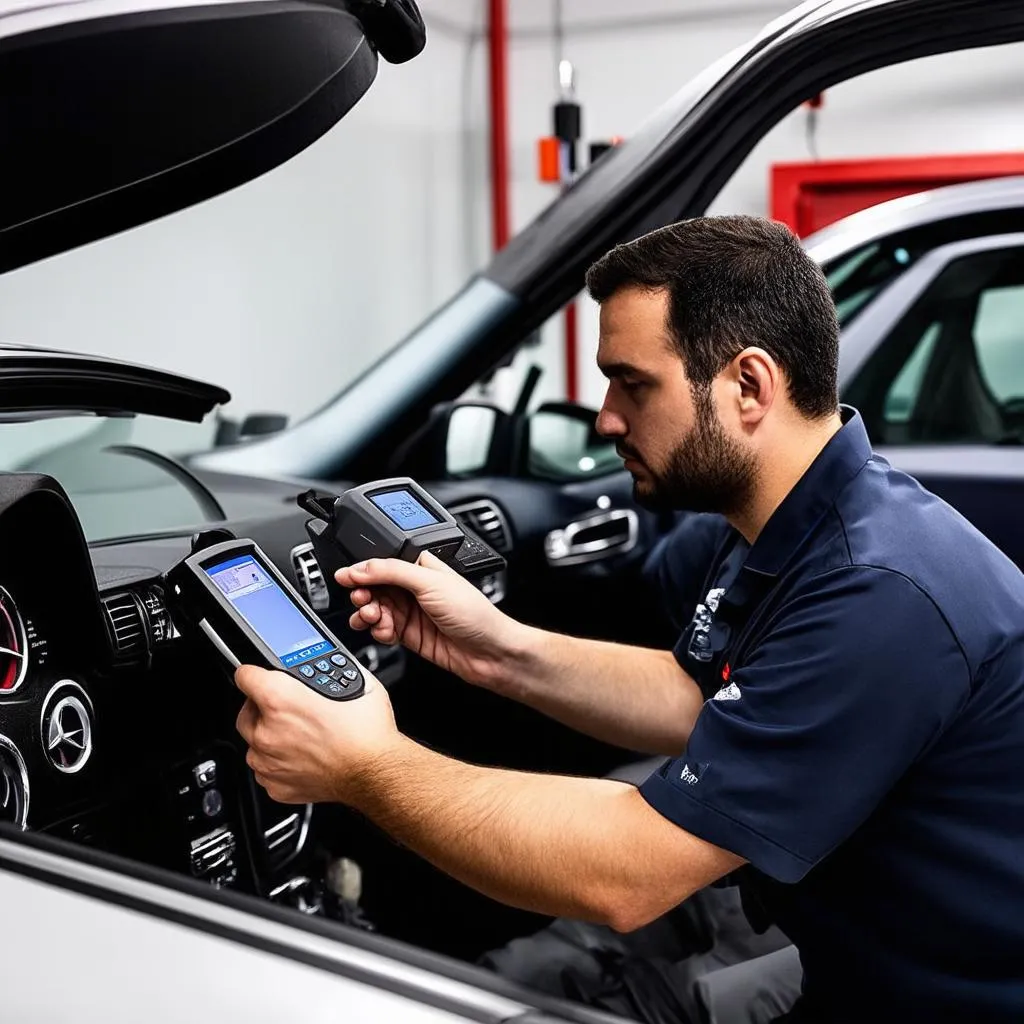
[
  {"left": 0, "top": 829, "right": 624, "bottom": 1024},
  {"left": 840, "top": 233, "right": 1024, "bottom": 566}
]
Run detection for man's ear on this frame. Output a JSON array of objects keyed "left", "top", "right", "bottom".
[{"left": 732, "top": 348, "right": 780, "bottom": 426}]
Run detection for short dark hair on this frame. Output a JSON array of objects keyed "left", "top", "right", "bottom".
[{"left": 585, "top": 215, "right": 839, "bottom": 418}]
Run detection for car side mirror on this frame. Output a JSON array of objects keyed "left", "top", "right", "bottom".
[
  {"left": 523, "top": 401, "right": 622, "bottom": 481},
  {"left": 239, "top": 413, "right": 288, "bottom": 439},
  {"left": 388, "top": 401, "right": 514, "bottom": 479}
]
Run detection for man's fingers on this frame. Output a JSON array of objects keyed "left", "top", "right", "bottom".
[
  {"left": 348, "top": 604, "right": 396, "bottom": 643},
  {"left": 335, "top": 557, "right": 437, "bottom": 596},
  {"left": 235, "top": 664, "right": 308, "bottom": 713},
  {"left": 356, "top": 600, "right": 383, "bottom": 626},
  {"left": 418, "top": 550, "right": 459, "bottom": 574},
  {"left": 235, "top": 664, "right": 277, "bottom": 705},
  {"left": 373, "top": 602, "right": 398, "bottom": 643},
  {"left": 236, "top": 698, "right": 260, "bottom": 744}
]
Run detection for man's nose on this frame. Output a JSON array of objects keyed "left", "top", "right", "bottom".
[{"left": 596, "top": 403, "right": 627, "bottom": 438}]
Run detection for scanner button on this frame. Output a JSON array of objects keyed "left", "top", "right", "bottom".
[
  {"left": 330, "top": 654, "right": 348, "bottom": 668},
  {"left": 315, "top": 660, "right": 332, "bottom": 673},
  {"left": 342, "top": 668, "right": 360, "bottom": 682},
  {"left": 299, "top": 665, "right": 316, "bottom": 679},
  {"left": 316, "top": 675, "right": 333, "bottom": 687}
]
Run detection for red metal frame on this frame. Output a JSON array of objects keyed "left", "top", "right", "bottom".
[
  {"left": 564, "top": 300, "right": 578, "bottom": 403},
  {"left": 487, "top": 0, "right": 510, "bottom": 251},
  {"left": 771, "top": 153, "right": 1024, "bottom": 238}
]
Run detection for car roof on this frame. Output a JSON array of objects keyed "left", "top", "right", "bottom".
[{"left": 803, "top": 175, "right": 1024, "bottom": 263}]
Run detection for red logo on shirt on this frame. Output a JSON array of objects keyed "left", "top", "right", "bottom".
[{"left": 722, "top": 662, "right": 731, "bottom": 681}]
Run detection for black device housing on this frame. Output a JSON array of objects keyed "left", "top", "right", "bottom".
[
  {"left": 299, "top": 477, "right": 506, "bottom": 581},
  {"left": 166, "top": 535, "right": 365, "bottom": 702}
]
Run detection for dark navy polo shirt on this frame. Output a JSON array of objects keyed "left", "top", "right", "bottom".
[{"left": 640, "top": 409, "right": 1024, "bottom": 1022}]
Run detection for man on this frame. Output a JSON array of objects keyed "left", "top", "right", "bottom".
[{"left": 235, "top": 216, "right": 1024, "bottom": 1023}]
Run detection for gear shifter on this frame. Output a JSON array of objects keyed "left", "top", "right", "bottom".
[{"left": 325, "top": 857, "right": 375, "bottom": 931}]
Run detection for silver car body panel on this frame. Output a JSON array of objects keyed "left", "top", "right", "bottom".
[
  {"left": 0, "top": 834, "right": 533, "bottom": 1023},
  {"left": 804, "top": 176, "right": 1024, "bottom": 265}
]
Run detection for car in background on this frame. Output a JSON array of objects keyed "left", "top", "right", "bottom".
[
  {"left": 3, "top": 0, "right": 1024, "bottom": 1019},
  {"left": 806, "top": 175, "right": 1024, "bottom": 564}
]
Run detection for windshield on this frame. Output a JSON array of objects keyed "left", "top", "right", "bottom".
[
  {"left": 0, "top": 54, "right": 472, "bottom": 471},
  {"left": 1, "top": 413, "right": 221, "bottom": 543}
]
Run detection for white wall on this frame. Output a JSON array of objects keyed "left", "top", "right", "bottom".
[{"left": 0, "top": 13, "right": 479, "bottom": 427}]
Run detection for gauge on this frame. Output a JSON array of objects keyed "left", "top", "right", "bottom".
[
  {"left": 0, "top": 735, "right": 29, "bottom": 828},
  {"left": 0, "top": 586, "right": 28, "bottom": 694}
]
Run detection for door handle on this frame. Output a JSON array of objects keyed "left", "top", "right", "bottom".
[{"left": 544, "top": 508, "right": 639, "bottom": 567}]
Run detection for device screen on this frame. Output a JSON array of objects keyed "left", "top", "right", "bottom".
[
  {"left": 369, "top": 488, "right": 441, "bottom": 531},
  {"left": 205, "top": 554, "right": 334, "bottom": 668}
]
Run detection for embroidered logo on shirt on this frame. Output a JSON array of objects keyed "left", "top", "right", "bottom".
[
  {"left": 712, "top": 682, "right": 742, "bottom": 702},
  {"left": 686, "top": 587, "right": 726, "bottom": 663},
  {"left": 680, "top": 764, "right": 700, "bottom": 785}
]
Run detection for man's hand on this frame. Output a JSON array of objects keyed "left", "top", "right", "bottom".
[
  {"left": 335, "top": 553, "right": 525, "bottom": 687},
  {"left": 234, "top": 664, "right": 401, "bottom": 806}
]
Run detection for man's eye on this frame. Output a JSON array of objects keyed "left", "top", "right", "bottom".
[{"left": 621, "top": 380, "right": 645, "bottom": 394}]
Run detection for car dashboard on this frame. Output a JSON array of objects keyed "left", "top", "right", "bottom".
[
  {"left": 0, "top": 468, "right": 523, "bottom": 918},
  {"left": 0, "top": 457, "right": 669, "bottom": 962}
]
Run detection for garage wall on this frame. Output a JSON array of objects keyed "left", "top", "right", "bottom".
[
  {"left": 2, "top": 0, "right": 1023, "bottom": 430},
  {"left": 482, "top": 0, "right": 1024, "bottom": 412},
  {"left": 0, "top": 14, "right": 480, "bottom": 428}
]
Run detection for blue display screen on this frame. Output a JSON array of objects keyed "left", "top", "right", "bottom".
[
  {"left": 370, "top": 488, "right": 440, "bottom": 532},
  {"left": 205, "top": 555, "right": 333, "bottom": 669}
]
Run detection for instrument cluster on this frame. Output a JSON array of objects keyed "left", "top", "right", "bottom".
[{"left": 0, "top": 581, "right": 92, "bottom": 829}]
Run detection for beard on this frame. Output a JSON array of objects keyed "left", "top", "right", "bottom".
[{"left": 619, "top": 390, "right": 757, "bottom": 516}]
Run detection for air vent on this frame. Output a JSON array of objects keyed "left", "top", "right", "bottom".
[
  {"left": 264, "top": 804, "right": 312, "bottom": 871},
  {"left": 448, "top": 499, "right": 512, "bottom": 553},
  {"left": 101, "top": 592, "right": 147, "bottom": 658},
  {"left": 141, "top": 585, "right": 178, "bottom": 646},
  {"left": 291, "top": 544, "right": 329, "bottom": 611}
]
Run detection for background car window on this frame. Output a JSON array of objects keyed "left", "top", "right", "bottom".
[
  {"left": 826, "top": 241, "right": 913, "bottom": 326},
  {"left": 821, "top": 208, "right": 1024, "bottom": 329},
  {"left": 844, "top": 245, "right": 1024, "bottom": 445},
  {"left": 883, "top": 322, "right": 941, "bottom": 423},
  {"left": 974, "top": 285, "right": 1024, "bottom": 402}
]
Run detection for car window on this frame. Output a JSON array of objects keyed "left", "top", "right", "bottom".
[
  {"left": 844, "top": 245, "right": 1024, "bottom": 445},
  {"left": 883, "top": 321, "right": 941, "bottom": 423},
  {"left": 821, "top": 208, "right": 1024, "bottom": 329},
  {"left": 0, "top": 413, "right": 221, "bottom": 541},
  {"left": 974, "top": 285, "right": 1024, "bottom": 402},
  {"left": 826, "top": 241, "right": 914, "bottom": 327}
]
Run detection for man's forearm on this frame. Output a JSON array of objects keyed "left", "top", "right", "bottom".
[
  {"left": 350, "top": 736, "right": 737, "bottom": 930},
  {"left": 486, "top": 626, "right": 703, "bottom": 756}
]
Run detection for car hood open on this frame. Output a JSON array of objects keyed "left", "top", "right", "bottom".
[{"left": 1, "top": 0, "right": 423, "bottom": 274}]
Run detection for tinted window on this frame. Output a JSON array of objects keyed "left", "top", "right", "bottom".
[
  {"left": 820, "top": 207, "right": 1024, "bottom": 328},
  {"left": 974, "top": 285, "right": 1024, "bottom": 402},
  {"left": 844, "top": 245, "right": 1024, "bottom": 445}
]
